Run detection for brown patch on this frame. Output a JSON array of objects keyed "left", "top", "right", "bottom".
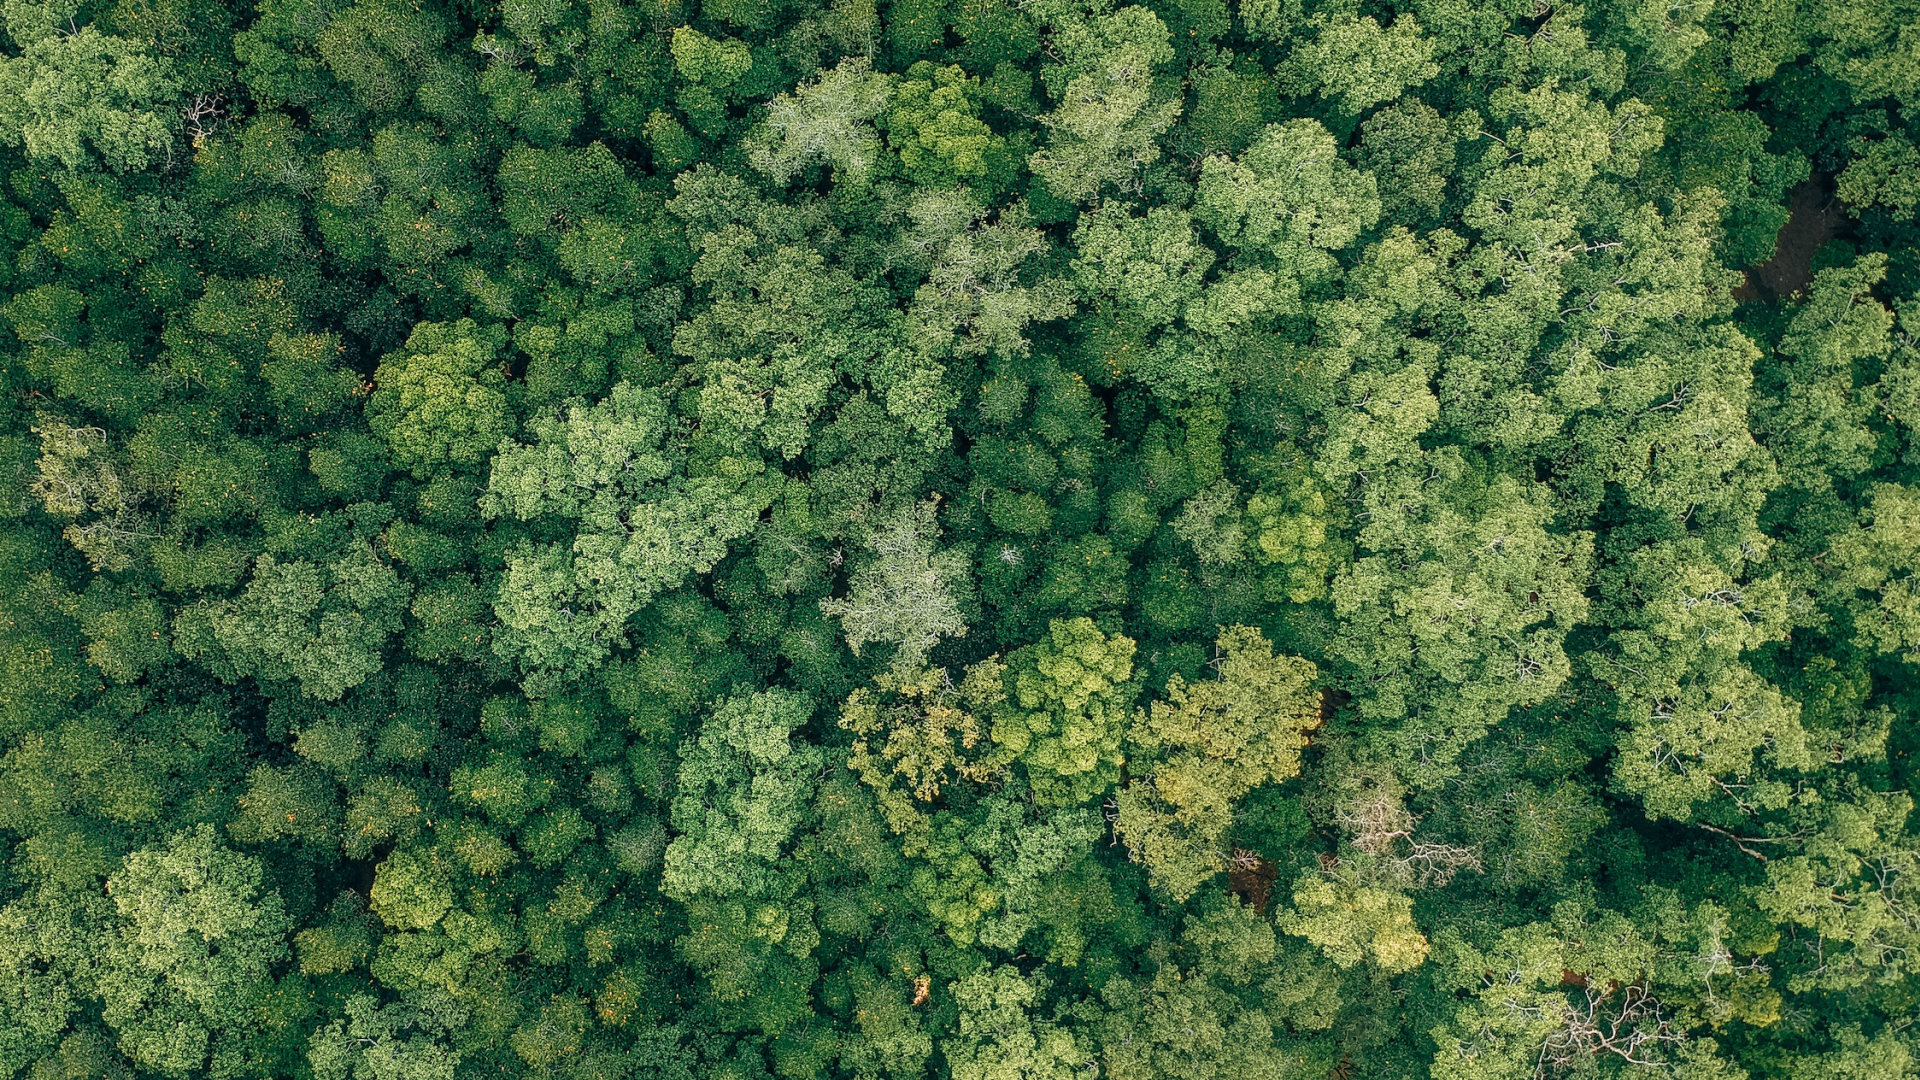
[
  {"left": 1735, "top": 178, "right": 1849, "bottom": 303},
  {"left": 1560, "top": 969, "right": 1589, "bottom": 987},
  {"left": 911, "top": 974, "right": 930, "bottom": 1006},
  {"left": 1229, "top": 854, "right": 1279, "bottom": 913}
]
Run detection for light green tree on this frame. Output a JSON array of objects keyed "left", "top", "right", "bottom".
[
  {"left": 662, "top": 690, "right": 825, "bottom": 1032},
  {"left": 1279, "top": 870, "right": 1429, "bottom": 974},
  {"left": 1196, "top": 119, "right": 1380, "bottom": 261},
  {"left": 909, "top": 197, "right": 1075, "bottom": 360},
  {"left": 1597, "top": 539, "right": 1809, "bottom": 821},
  {"left": 0, "top": 0, "right": 180, "bottom": 171},
  {"left": 1427, "top": 901, "right": 1745, "bottom": 1080},
  {"left": 178, "top": 546, "right": 410, "bottom": 701},
  {"left": 1830, "top": 483, "right": 1920, "bottom": 662},
  {"left": 0, "top": 881, "right": 112, "bottom": 1078},
  {"left": 1028, "top": 8, "right": 1180, "bottom": 202},
  {"left": 1330, "top": 462, "right": 1593, "bottom": 782},
  {"left": 884, "top": 62, "right": 1009, "bottom": 188},
  {"left": 1282, "top": 15, "right": 1438, "bottom": 116},
  {"left": 1756, "top": 256, "right": 1889, "bottom": 492},
  {"left": 748, "top": 57, "right": 894, "bottom": 186},
  {"left": 670, "top": 26, "right": 752, "bottom": 87},
  {"left": 96, "top": 826, "right": 290, "bottom": 1080},
  {"left": 662, "top": 689, "right": 825, "bottom": 902},
  {"left": 308, "top": 993, "right": 464, "bottom": 1080},
  {"left": 27, "top": 417, "right": 152, "bottom": 573},
  {"left": 1758, "top": 789, "right": 1920, "bottom": 993},
  {"left": 945, "top": 966, "right": 1085, "bottom": 1080},
  {"left": 820, "top": 499, "right": 972, "bottom": 673},
  {"left": 483, "top": 381, "right": 775, "bottom": 684},
  {"left": 370, "top": 847, "right": 456, "bottom": 931}
]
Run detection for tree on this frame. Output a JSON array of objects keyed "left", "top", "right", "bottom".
[
  {"left": 482, "top": 381, "right": 775, "bottom": 685},
  {"left": 1093, "top": 900, "right": 1302, "bottom": 1080},
  {"left": 1830, "top": 483, "right": 1920, "bottom": 661},
  {"left": 944, "top": 966, "right": 1085, "bottom": 1080},
  {"left": 96, "top": 826, "right": 291, "bottom": 1079},
  {"left": 0, "top": 880, "right": 113, "bottom": 1078},
  {"left": 909, "top": 195, "right": 1075, "bottom": 360},
  {"left": 177, "top": 545, "right": 410, "bottom": 701},
  {"left": 27, "top": 416, "right": 150, "bottom": 572},
  {"left": 987, "top": 617, "right": 1138, "bottom": 806},
  {"left": 1329, "top": 463, "right": 1593, "bottom": 782},
  {"left": 1756, "top": 788, "right": 1920, "bottom": 993},
  {"left": 884, "top": 62, "right": 1013, "bottom": 190},
  {"left": 1756, "top": 256, "right": 1888, "bottom": 494},
  {"left": 1028, "top": 7, "right": 1180, "bottom": 202},
  {"left": 1426, "top": 900, "right": 1747, "bottom": 1079},
  {"left": 748, "top": 57, "right": 894, "bottom": 186},
  {"left": 368, "top": 319, "right": 514, "bottom": 480},
  {"left": 370, "top": 847, "right": 455, "bottom": 931},
  {"left": 839, "top": 657, "right": 1010, "bottom": 836},
  {"left": 1281, "top": 15, "right": 1438, "bottom": 116},
  {"left": 309, "top": 993, "right": 463, "bottom": 1080},
  {"left": 1279, "top": 870, "right": 1429, "bottom": 975},
  {"left": 1115, "top": 626, "right": 1319, "bottom": 900},
  {"left": 662, "top": 689, "right": 823, "bottom": 902},
  {"left": 820, "top": 498, "right": 972, "bottom": 674},
  {"left": 0, "top": 0, "right": 181, "bottom": 171},
  {"left": 662, "top": 689, "right": 826, "bottom": 1031},
  {"left": 1195, "top": 118, "right": 1380, "bottom": 271}
]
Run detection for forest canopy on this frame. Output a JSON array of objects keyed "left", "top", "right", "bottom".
[{"left": 1, "top": 0, "right": 1919, "bottom": 1077}]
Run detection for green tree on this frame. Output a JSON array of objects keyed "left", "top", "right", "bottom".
[
  {"left": 748, "top": 57, "right": 894, "bottom": 186},
  {"left": 1115, "top": 626, "right": 1319, "bottom": 900},
  {"left": 0, "top": 0, "right": 181, "bottom": 171},
  {"left": 1329, "top": 463, "right": 1593, "bottom": 782},
  {"left": 820, "top": 499, "right": 972, "bottom": 673},
  {"left": 1028, "top": 7, "right": 1180, "bottom": 202},
  {"left": 177, "top": 546, "right": 410, "bottom": 701},
  {"left": 1281, "top": 15, "right": 1438, "bottom": 116},
  {"left": 482, "top": 381, "right": 775, "bottom": 685},
  {"left": 368, "top": 320, "right": 514, "bottom": 480},
  {"left": 985, "top": 616, "right": 1138, "bottom": 806},
  {"left": 308, "top": 993, "right": 462, "bottom": 1080},
  {"left": 662, "top": 689, "right": 824, "bottom": 902},
  {"left": 883, "top": 62, "right": 1012, "bottom": 190},
  {"left": 1194, "top": 119, "right": 1380, "bottom": 262},
  {"left": 96, "top": 826, "right": 291, "bottom": 1079},
  {"left": 1830, "top": 483, "right": 1920, "bottom": 661},
  {"left": 944, "top": 966, "right": 1084, "bottom": 1080}
]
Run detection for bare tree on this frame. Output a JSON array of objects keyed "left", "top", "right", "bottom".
[
  {"left": 1535, "top": 981, "right": 1685, "bottom": 1076},
  {"left": 1333, "top": 782, "right": 1481, "bottom": 888},
  {"left": 183, "top": 93, "right": 226, "bottom": 148}
]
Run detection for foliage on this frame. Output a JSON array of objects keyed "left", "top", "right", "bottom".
[{"left": 0, "top": 0, "right": 1914, "bottom": 1076}]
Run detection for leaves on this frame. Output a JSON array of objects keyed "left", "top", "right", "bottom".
[
  {"left": 1115, "top": 626, "right": 1319, "bottom": 900},
  {"left": 484, "top": 381, "right": 773, "bottom": 684},
  {"left": 820, "top": 498, "right": 972, "bottom": 673},
  {"left": 4, "top": 0, "right": 1920, "bottom": 1076},
  {"left": 368, "top": 319, "right": 514, "bottom": 480},
  {"left": 98, "top": 826, "right": 291, "bottom": 1079},
  {"left": 0, "top": 8, "right": 181, "bottom": 171}
]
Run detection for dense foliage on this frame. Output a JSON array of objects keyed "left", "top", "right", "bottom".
[{"left": 1, "top": 0, "right": 1919, "bottom": 1076}]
